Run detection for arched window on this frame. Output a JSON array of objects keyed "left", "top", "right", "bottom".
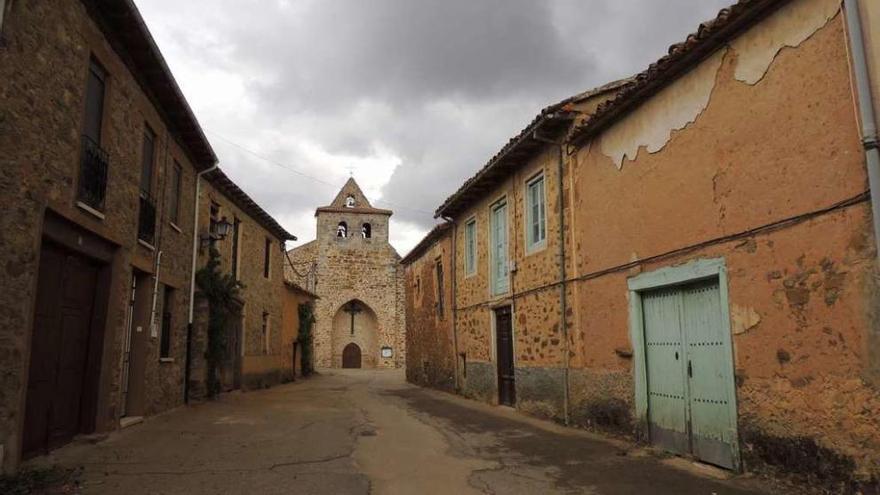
[
  {"left": 361, "top": 223, "right": 371, "bottom": 239},
  {"left": 336, "top": 221, "right": 348, "bottom": 238},
  {"left": 345, "top": 195, "right": 356, "bottom": 208}
]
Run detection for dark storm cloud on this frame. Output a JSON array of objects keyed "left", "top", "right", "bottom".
[{"left": 135, "top": 0, "right": 735, "bottom": 250}]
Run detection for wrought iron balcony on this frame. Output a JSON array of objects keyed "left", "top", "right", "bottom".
[
  {"left": 77, "top": 135, "right": 109, "bottom": 211},
  {"left": 138, "top": 193, "right": 157, "bottom": 245}
]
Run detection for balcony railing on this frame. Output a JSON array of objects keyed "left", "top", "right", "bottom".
[
  {"left": 77, "top": 135, "right": 109, "bottom": 211},
  {"left": 138, "top": 193, "right": 157, "bottom": 245}
]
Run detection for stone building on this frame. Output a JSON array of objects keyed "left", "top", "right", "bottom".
[
  {"left": 401, "top": 223, "right": 455, "bottom": 391},
  {"left": 0, "top": 0, "right": 217, "bottom": 473},
  {"left": 411, "top": 0, "right": 880, "bottom": 488},
  {"left": 282, "top": 281, "right": 319, "bottom": 379},
  {"left": 287, "top": 179, "right": 405, "bottom": 369},
  {"left": 188, "top": 169, "right": 300, "bottom": 397}
]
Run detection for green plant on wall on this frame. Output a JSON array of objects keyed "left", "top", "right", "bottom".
[
  {"left": 298, "top": 302, "right": 315, "bottom": 376},
  {"left": 196, "top": 247, "right": 243, "bottom": 397}
]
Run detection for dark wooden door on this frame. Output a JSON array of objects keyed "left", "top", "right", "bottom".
[
  {"left": 342, "top": 343, "right": 361, "bottom": 369},
  {"left": 495, "top": 306, "right": 516, "bottom": 406},
  {"left": 24, "top": 242, "right": 100, "bottom": 456}
]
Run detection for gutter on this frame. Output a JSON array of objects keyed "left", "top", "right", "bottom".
[
  {"left": 533, "top": 128, "right": 571, "bottom": 426},
  {"left": 185, "top": 163, "right": 218, "bottom": 403},
  {"left": 845, "top": 0, "right": 880, "bottom": 259}
]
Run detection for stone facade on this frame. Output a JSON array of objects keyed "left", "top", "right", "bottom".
[
  {"left": 287, "top": 179, "right": 405, "bottom": 369},
  {"left": 190, "top": 171, "right": 297, "bottom": 395},
  {"left": 413, "top": 0, "right": 880, "bottom": 488},
  {"left": 0, "top": 0, "right": 215, "bottom": 473},
  {"left": 401, "top": 223, "right": 455, "bottom": 392},
  {"left": 281, "top": 283, "right": 318, "bottom": 380}
]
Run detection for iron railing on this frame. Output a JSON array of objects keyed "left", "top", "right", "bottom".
[
  {"left": 138, "top": 193, "right": 157, "bottom": 245},
  {"left": 77, "top": 135, "right": 109, "bottom": 211}
]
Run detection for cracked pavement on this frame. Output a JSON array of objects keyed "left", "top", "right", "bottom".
[{"left": 33, "top": 370, "right": 782, "bottom": 494}]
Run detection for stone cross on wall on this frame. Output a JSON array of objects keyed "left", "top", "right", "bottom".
[{"left": 343, "top": 301, "right": 362, "bottom": 336}]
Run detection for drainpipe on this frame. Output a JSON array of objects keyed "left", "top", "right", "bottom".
[
  {"left": 188, "top": 164, "right": 218, "bottom": 325},
  {"left": 442, "top": 215, "right": 461, "bottom": 392},
  {"left": 148, "top": 251, "right": 163, "bottom": 336},
  {"left": 845, "top": 0, "right": 880, "bottom": 259},
  {"left": 185, "top": 163, "right": 218, "bottom": 403},
  {"left": 534, "top": 128, "right": 571, "bottom": 426}
]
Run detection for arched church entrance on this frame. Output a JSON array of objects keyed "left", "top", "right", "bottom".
[
  {"left": 342, "top": 343, "right": 361, "bottom": 368},
  {"left": 332, "top": 299, "right": 378, "bottom": 368}
]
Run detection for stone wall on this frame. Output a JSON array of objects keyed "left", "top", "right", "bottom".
[
  {"left": 195, "top": 180, "right": 287, "bottom": 391},
  {"left": 403, "top": 228, "right": 456, "bottom": 392},
  {"left": 0, "top": 0, "right": 206, "bottom": 473},
  {"left": 281, "top": 285, "right": 316, "bottom": 380}
]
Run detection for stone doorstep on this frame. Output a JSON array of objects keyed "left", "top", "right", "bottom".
[
  {"left": 119, "top": 416, "right": 144, "bottom": 429},
  {"left": 660, "top": 456, "right": 733, "bottom": 481}
]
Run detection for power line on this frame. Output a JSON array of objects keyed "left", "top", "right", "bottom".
[{"left": 205, "top": 129, "right": 436, "bottom": 218}]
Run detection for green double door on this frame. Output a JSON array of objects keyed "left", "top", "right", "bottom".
[{"left": 642, "top": 279, "right": 738, "bottom": 469}]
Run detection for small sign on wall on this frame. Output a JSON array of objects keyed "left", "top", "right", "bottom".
[{"left": 381, "top": 346, "right": 393, "bottom": 358}]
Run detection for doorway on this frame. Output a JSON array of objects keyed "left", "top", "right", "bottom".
[
  {"left": 342, "top": 343, "right": 362, "bottom": 368},
  {"left": 494, "top": 306, "right": 515, "bottom": 406},
  {"left": 23, "top": 241, "right": 103, "bottom": 456},
  {"left": 121, "top": 270, "right": 151, "bottom": 418},
  {"left": 629, "top": 260, "right": 739, "bottom": 470}
]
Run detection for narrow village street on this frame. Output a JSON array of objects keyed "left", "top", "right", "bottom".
[{"left": 34, "top": 371, "right": 781, "bottom": 495}]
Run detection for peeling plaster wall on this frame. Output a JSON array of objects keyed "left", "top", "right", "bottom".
[
  {"left": 572, "top": 9, "right": 880, "bottom": 480},
  {"left": 599, "top": 50, "right": 726, "bottom": 169},
  {"left": 732, "top": 0, "right": 841, "bottom": 84},
  {"left": 598, "top": 0, "right": 841, "bottom": 170}
]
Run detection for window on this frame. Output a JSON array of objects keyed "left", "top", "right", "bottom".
[
  {"left": 361, "top": 223, "right": 371, "bottom": 239},
  {"left": 345, "top": 195, "right": 356, "bottom": 208},
  {"left": 159, "top": 286, "right": 174, "bottom": 359},
  {"left": 263, "top": 237, "right": 271, "bottom": 279},
  {"left": 262, "top": 311, "right": 270, "bottom": 355},
  {"left": 415, "top": 276, "right": 421, "bottom": 297},
  {"left": 231, "top": 217, "right": 241, "bottom": 280},
  {"left": 140, "top": 126, "right": 155, "bottom": 196},
  {"left": 337, "top": 221, "right": 348, "bottom": 238},
  {"left": 209, "top": 202, "right": 221, "bottom": 237},
  {"left": 464, "top": 218, "right": 476, "bottom": 276},
  {"left": 169, "top": 161, "right": 182, "bottom": 225},
  {"left": 435, "top": 259, "right": 445, "bottom": 317},
  {"left": 526, "top": 173, "right": 547, "bottom": 251},
  {"left": 137, "top": 126, "right": 157, "bottom": 244},
  {"left": 84, "top": 58, "right": 106, "bottom": 145},
  {"left": 78, "top": 58, "right": 109, "bottom": 211},
  {"left": 490, "top": 199, "right": 509, "bottom": 296}
]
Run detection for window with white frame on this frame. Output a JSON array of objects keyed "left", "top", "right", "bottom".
[
  {"left": 464, "top": 218, "right": 476, "bottom": 276},
  {"left": 526, "top": 173, "right": 546, "bottom": 251},
  {"left": 489, "top": 199, "right": 509, "bottom": 296}
]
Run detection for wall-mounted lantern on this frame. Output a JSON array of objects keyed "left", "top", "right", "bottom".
[{"left": 200, "top": 216, "right": 233, "bottom": 249}]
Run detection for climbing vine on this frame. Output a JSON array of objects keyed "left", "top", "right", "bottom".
[
  {"left": 196, "top": 247, "right": 243, "bottom": 397},
  {"left": 298, "top": 302, "right": 316, "bottom": 376}
]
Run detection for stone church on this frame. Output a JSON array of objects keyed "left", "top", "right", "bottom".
[{"left": 286, "top": 178, "right": 405, "bottom": 369}]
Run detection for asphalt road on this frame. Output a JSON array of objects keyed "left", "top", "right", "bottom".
[{"left": 35, "top": 369, "right": 782, "bottom": 494}]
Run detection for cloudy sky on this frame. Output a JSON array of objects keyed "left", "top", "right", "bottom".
[{"left": 135, "top": 0, "right": 732, "bottom": 254}]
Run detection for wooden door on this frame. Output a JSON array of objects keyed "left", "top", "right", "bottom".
[
  {"left": 342, "top": 343, "right": 361, "bottom": 368},
  {"left": 642, "top": 288, "right": 689, "bottom": 456},
  {"left": 680, "top": 280, "right": 737, "bottom": 469},
  {"left": 642, "top": 279, "right": 737, "bottom": 469},
  {"left": 23, "top": 242, "right": 100, "bottom": 456},
  {"left": 495, "top": 306, "right": 515, "bottom": 406}
]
